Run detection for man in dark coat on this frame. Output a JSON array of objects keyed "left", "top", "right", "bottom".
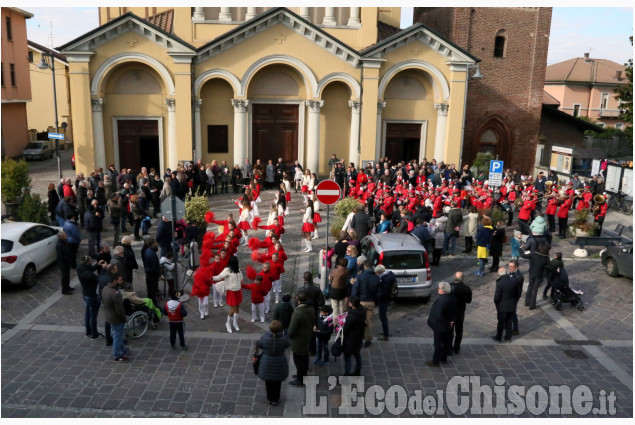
[
  {"left": 493, "top": 267, "right": 523, "bottom": 342},
  {"left": 426, "top": 281, "right": 457, "bottom": 366},
  {"left": 444, "top": 201, "right": 463, "bottom": 255},
  {"left": 98, "top": 264, "right": 118, "bottom": 346},
  {"left": 350, "top": 205, "right": 373, "bottom": 238},
  {"left": 508, "top": 260, "right": 524, "bottom": 335},
  {"left": 288, "top": 289, "right": 315, "bottom": 387},
  {"left": 301, "top": 271, "right": 324, "bottom": 355},
  {"left": 375, "top": 265, "right": 396, "bottom": 341},
  {"left": 141, "top": 237, "right": 161, "bottom": 302},
  {"left": 155, "top": 216, "right": 173, "bottom": 257},
  {"left": 56, "top": 231, "right": 74, "bottom": 295},
  {"left": 520, "top": 239, "right": 550, "bottom": 310},
  {"left": 342, "top": 296, "right": 367, "bottom": 376},
  {"left": 256, "top": 320, "right": 290, "bottom": 405},
  {"left": 450, "top": 272, "right": 472, "bottom": 354},
  {"left": 102, "top": 274, "right": 129, "bottom": 362},
  {"left": 352, "top": 260, "right": 379, "bottom": 346}
]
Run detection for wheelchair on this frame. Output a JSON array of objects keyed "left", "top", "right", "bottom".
[{"left": 123, "top": 299, "right": 157, "bottom": 339}]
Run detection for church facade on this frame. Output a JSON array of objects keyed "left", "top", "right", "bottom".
[{"left": 60, "top": 7, "right": 478, "bottom": 176}]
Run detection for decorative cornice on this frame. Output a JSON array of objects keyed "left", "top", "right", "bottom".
[
  {"left": 165, "top": 98, "right": 176, "bottom": 111},
  {"left": 64, "top": 52, "right": 95, "bottom": 63},
  {"left": 348, "top": 100, "right": 361, "bottom": 113},
  {"left": 91, "top": 98, "right": 105, "bottom": 112},
  {"left": 231, "top": 99, "right": 249, "bottom": 113},
  {"left": 305, "top": 100, "right": 324, "bottom": 113}
]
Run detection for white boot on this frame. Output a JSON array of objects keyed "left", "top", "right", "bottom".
[
  {"left": 233, "top": 313, "right": 240, "bottom": 331},
  {"left": 313, "top": 231, "right": 319, "bottom": 239},
  {"left": 275, "top": 293, "right": 280, "bottom": 304},
  {"left": 303, "top": 239, "right": 310, "bottom": 252},
  {"left": 225, "top": 316, "right": 233, "bottom": 333},
  {"left": 307, "top": 240, "right": 313, "bottom": 252}
]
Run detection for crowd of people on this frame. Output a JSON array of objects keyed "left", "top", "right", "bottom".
[{"left": 49, "top": 151, "right": 610, "bottom": 404}]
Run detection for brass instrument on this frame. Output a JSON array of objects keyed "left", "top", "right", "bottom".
[
  {"left": 593, "top": 194, "right": 606, "bottom": 204},
  {"left": 514, "top": 197, "right": 524, "bottom": 208}
]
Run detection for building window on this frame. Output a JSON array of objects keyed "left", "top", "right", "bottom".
[
  {"left": 572, "top": 104, "right": 581, "bottom": 117},
  {"left": 27, "top": 51, "right": 33, "bottom": 63},
  {"left": 493, "top": 30, "right": 507, "bottom": 58},
  {"left": 207, "top": 125, "right": 229, "bottom": 153},
  {"left": 9, "top": 63, "right": 16, "bottom": 86},
  {"left": 6, "top": 17, "right": 12, "bottom": 41},
  {"left": 616, "top": 123, "right": 624, "bottom": 130},
  {"left": 597, "top": 122, "right": 606, "bottom": 128},
  {"left": 600, "top": 92, "right": 609, "bottom": 109}
]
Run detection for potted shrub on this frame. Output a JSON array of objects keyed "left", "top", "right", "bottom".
[
  {"left": 569, "top": 209, "right": 595, "bottom": 237},
  {"left": 332, "top": 196, "right": 361, "bottom": 237},
  {"left": 1, "top": 159, "right": 31, "bottom": 220},
  {"left": 184, "top": 195, "right": 209, "bottom": 245},
  {"left": 18, "top": 193, "right": 49, "bottom": 224}
]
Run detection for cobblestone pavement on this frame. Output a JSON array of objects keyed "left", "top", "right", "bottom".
[{"left": 2, "top": 176, "right": 633, "bottom": 417}]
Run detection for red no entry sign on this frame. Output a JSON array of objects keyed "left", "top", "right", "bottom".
[{"left": 315, "top": 180, "right": 341, "bottom": 205}]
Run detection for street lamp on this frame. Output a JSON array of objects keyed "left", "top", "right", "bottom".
[{"left": 37, "top": 51, "right": 62, "bottom": 179}]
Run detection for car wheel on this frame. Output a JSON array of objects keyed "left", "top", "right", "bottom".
[
  {"left": 605, "top": 258, "right": 619, "bottom": 277},
  {"left": 22, "top": 263, "right": 37, "bottom": 289}
]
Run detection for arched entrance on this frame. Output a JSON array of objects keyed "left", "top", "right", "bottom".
[
  {"left": 245, "top": 64, "right": 307, "bottom": 164},
  {"left": 471, "top": 117, "right": 512, "bottom": 164}
]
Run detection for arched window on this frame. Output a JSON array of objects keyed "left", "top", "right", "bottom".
[
  {"left": 494, "top": 30, "right": 507, "bottom": 58},
  {"left": 479, "top": 129, "right": 498, "bottom": 155}
]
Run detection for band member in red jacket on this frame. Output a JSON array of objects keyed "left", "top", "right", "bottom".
[
  {"left": 594, "top": 196, "right": 608, "bottom": 236},
  {"left": 545, "top": 195, "right": 558, "bottom": 233},
  {"left": 556, "top": 194, "right": 573, "bottom": 238}
]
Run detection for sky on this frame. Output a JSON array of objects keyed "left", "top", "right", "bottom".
[{"left": 22, "top": 5, "right": 634, "bottom": 66}]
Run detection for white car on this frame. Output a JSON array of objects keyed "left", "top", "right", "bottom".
[{"left": 1, "top": 222, "right": 62, "bottom": 288}]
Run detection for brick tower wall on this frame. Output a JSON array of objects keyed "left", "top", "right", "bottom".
[{"left": 415, "top": 7, "right": 552, "bottom": 173}]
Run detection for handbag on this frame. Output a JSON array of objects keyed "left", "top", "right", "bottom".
[
  {"left": 323, "top": 284, "right": 331, "bottom": 299},
  {"left": 252, "top": 347, "right": 262, "bottom": 375},
  {"left": 330, "top": 327, "right": 344, "bottom": 358}
]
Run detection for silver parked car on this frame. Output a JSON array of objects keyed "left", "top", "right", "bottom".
[
  {"left": 360, "top": 233, "right": 433, "bottom": 300},
  {"left": 23, "top": 141, "right": 54, "bottom": 160}
]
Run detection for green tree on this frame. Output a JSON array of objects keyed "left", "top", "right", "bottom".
[
  {"left": 614, "top": 36, "right": 633, "bottom": 140},
  {"left": 1, "top": 159, "right": 31, "bottom": 204}
]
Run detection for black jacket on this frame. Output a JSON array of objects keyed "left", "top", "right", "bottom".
[
  {"left": 377, "top": 271, "right": 396, "bottom": 303},
  {"left": 427, "top": 293, "right": 457, "bottom": 334},
  {"left": 156, "top": 219, "right": 173, "bottom": 248},
  {"left": 489, "top": 226, "right": 506, "bottom": 257},
  {"left": 77, "top": 263, "right": 100, "bottom": 297},
  {"left": 342, "top": 307, "right": 366, "bottom": 355},
  {"left": 55, "top": 239, "right": 72, "bottom": 263},
  {"left": 272, "top": 301, "right": 294, "bottom": 329},
  {"left": 352, "top": 268, "right": 379, "bottom": 302},
  {"left": 350, "top": 211, "right": 372, "bottom": 238},
  {"left": 256, "top": 330, "right": 289, "bottom": 382},
  {"left": 314, "top": 314, "right": 334, "bottom": 341},
  {"left": 494, "top": 274, "right": 522, "bottom": 313},
  {"left": 302, "top": 283, "right": 325, "bottom": 311},
  {"left": 451, "top": 281, "right": 472, "bottom": 314}
]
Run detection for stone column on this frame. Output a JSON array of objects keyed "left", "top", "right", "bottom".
[
  {"left": 300, "top": 7, "right": 310, "bottom": 21},
  {"left": 347, "top": 7, "right": 361, "bottom": 27},
  {"left": 166, "top": 98, "right": 177, "bottom": 168},
  {"left": 219, "top": 7, "right": 232, "bottom": 22},
  {"left": 433, "top": 103, "right": 449, "bottom": 162},
  {"left": 375, "top": 101, "right": 386, "bottom": 160},
  {"left": 348, "top": 100, "right": 361, "bottom": 168},
  {"left": 246, "top": 7, "right": 257, "bottom": 20},
  {"left": 232, "top": 99, "right": 249, "bottom": 166},
  {"left": 91, "top": 98, "right": 106, "bottom": 169},
  {"left": 194, "top": 99, "right": 203, "bottom": 162},
  {"left": 322, "top": 7, "right": 336, "bottom": 26},
  {"left": 192, "top": 7, "right": 205, "bottom": 21},
  {"left": 305, "top": 100, "right": 323, "bottom": 174}
]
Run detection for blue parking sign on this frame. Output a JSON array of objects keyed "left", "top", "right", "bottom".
[{"left": 489, "top": 160, "right": 504, "bottom": 174}]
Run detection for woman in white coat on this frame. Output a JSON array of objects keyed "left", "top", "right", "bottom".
[
  {"left": 462, "top": 205, "right": 479, "bottom": 254},
  {"left": 213, "top": 256, "right": 243, "bottom": 333}
]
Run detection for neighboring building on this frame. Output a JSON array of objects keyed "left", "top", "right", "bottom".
[
  {"left": 59, "top": 7, "right": 479, "bottom": 176},
  {"left": 1, "top": 7, "right": 33, "bottom": 159},
  {"left": 544, "top": 54, "right": 629, "bottom": 130},
  {"left": 413, "top": 7, "right": 552, "bottom": 173},
  {"left": 536, "top": 90, "right": 604, "bottom": 177},
  {"left": 27, "top": 40, "right": 72, "bottom": 144}
]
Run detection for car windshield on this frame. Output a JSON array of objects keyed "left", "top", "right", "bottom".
[
  {"left": 25, "top": 142, "right": 42, "bottom": 150},
  {"left": 382, "top": 251, "right": 425, "bottom": 269},
  {"left": 1, "top": 239, "right": 14, "bottom": 254}
]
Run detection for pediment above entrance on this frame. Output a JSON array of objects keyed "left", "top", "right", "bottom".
[
  {"left": 196, "top": 8, "right": 361, "bottom": 68},
  {"left": 58, "top": 12, "right": 196, "bottom": 62}
]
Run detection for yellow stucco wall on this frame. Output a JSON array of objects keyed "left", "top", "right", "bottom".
[
  {"left": 320, "top": 82, "right": 352, "bottom": 172},
  {"left": 27, "top": 51, "right": 70, "bottom": 137},
  {"left": 199, "top": 78, "right": 234, "bottom": 166}
]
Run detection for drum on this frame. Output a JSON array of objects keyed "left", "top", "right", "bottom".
[{"left": 501, "top": 203, "right": 511, "bottom": 212}]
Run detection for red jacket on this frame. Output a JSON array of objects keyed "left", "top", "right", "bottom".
[
  {"left": 165, "top": 301, "right": 187, "bottom": 322},
  {"left": 557, "top": 198, "right": 572, "bottom": 219},
  {"left": 546, "top": 198, "right": 558, "bottom": 215},
  {"left": 518, "top": 200, "right": 533, "bottom": 220},
  {"left": 595, "top": 202, "right": 608, "bottom": 220},
  {"left": 241, "top": 282, "right": 268, "bottom": 304}
]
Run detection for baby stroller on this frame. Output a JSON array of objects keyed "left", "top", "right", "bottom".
[{"left": 548, "top": 268, "right": 585, "bottom": 311}]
